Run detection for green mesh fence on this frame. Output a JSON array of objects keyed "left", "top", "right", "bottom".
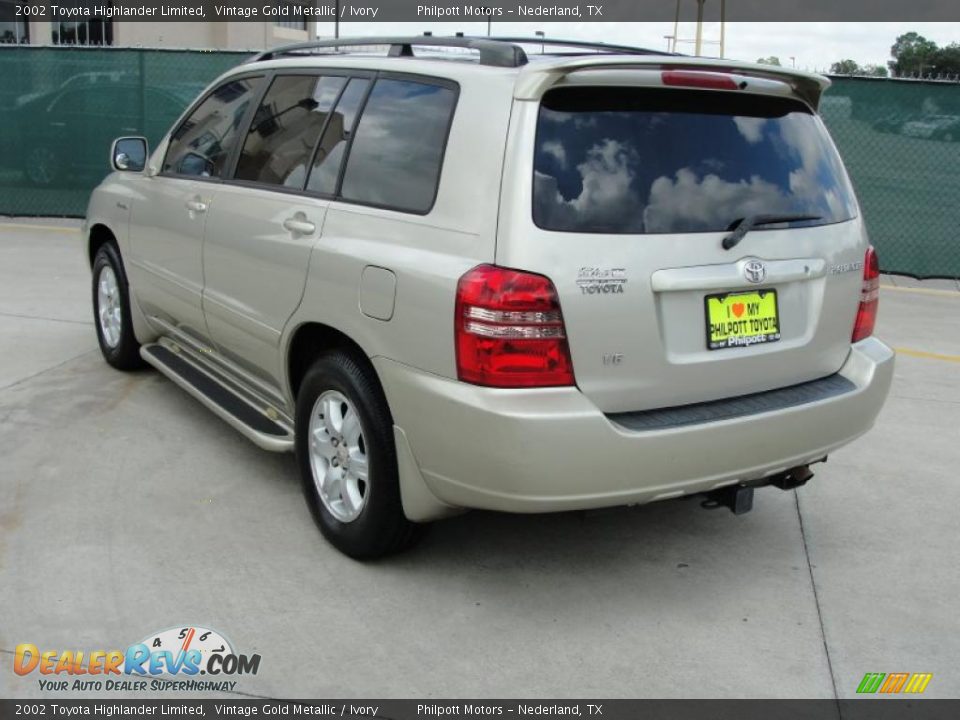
[
  {"left": 1, "top": 48, "right": 959, "bottom": 278},
  {"left": 821, "top": 77, "right": 960, "bottom": 279},
  {"left": 0, "top": 46, "right": 246, "bottom": 216}
]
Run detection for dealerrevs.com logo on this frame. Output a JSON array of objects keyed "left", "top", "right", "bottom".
[{"left": 14, "top": 626, "right": 261, "bottom": 693}]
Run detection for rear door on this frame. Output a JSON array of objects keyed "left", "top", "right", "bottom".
[
  {"left": 201, "top": 72, "right": 368, "bottom": 384},
  {"left": 497, "top": 74, "right": 868, "bottom": 414}
]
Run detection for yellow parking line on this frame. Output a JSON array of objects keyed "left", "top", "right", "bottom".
[
  {"left": 895, "top": 347, "right": 960, "bottom": 364},
  {"left": 882, "top": 285, "right": 959, "bottom": 298},
  {"left": 0, "top": 223, "right": 80, "bottom": 234}
]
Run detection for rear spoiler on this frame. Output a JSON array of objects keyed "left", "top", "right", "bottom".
[{"left": 514, "top": 56, "right": 831, "bottom": 110}]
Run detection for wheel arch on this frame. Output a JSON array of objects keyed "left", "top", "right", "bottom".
[
  {"left": 285, "top": 320, "right": 459, "bottom": 523},
  {"left": 285, "top": 321, "right": 382, "bottom": 404},
  {"left": 87, "top": 220, "right": 157, "bottom": 346},
  {"left": 87, "top": 223, "right": 118, "bottom": 267}
]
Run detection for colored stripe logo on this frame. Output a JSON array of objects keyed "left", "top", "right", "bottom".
[{"left": 857, "top": 673, "right": 932, "bottom": 694}]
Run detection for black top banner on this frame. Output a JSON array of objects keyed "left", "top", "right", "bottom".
[
  {"left": 22, "top": 0, "right": 960, "bottom": 22},
  {"left": 1, "top": 700, "right": 960, "bottom": 720}
]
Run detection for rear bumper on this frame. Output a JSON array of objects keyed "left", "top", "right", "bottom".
[{"left": 374, "top": 338, "right": 894, "bottom": 515}]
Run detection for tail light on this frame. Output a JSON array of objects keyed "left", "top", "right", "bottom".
[
  {"left": 852, "top": 246, "right": 880, "bottom": 343},
  {"left": 455, "top": 264, "right": 575, "bottom": 388}
]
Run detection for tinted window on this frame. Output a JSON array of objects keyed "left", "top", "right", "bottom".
[
  {"left": 340, "top": 79, "right": 456, "bottom": 213},
  {"left": 533, "top": 87, "right": 858, "bottom": 234},
  {"left": 305, "top": 78, "right": 369, "bottom": 195},
  {"left": 162, "top": 76, "right": 262, "bottom": 178},
  {"left": 235, "top": 74, "right": 346, "bottom": 188}
]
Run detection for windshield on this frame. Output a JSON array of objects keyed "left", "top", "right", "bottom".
[{"left": 533, "top": 87, "right": 858, "bottom": 234}]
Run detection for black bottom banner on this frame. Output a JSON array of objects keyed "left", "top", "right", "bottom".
[{"left": 1, "top": 700, "right": 959, "bottom": 720}]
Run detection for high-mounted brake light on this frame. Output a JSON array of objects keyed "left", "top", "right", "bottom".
[
  {"left": 661, "top": 70, "right": 739, "bottom": 91},
  {"left": 852, "top": 246, "right": 880, "bottom": 343},
  {"left": 455, "top": 265, "right": 575, "bottom": 388}
]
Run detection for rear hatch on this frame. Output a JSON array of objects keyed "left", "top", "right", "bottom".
[{"left": 496, "top": 67, "right": 868, "bottom": 414}]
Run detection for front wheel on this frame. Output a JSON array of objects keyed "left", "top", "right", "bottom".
[
  {"left": 92, "top": 242, "right": 144, "bottom": 370},
  {"left": 295, "top": 350, "right": 423, "bottom": 559}
]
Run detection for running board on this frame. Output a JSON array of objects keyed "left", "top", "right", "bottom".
[{"left": 141, "top": 343, "right": 294, "bottom": 453}]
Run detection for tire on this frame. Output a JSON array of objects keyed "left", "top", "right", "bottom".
[
  {"left": 295, "top": 350, "right": 423, "bottom": 559},
  {"left": 92, "top": 242, "right": 144, "bottom": 371}
]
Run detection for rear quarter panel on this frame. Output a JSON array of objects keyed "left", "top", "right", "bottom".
[{"left": 280, "top": 71, "right": 517, "bottom": 402}]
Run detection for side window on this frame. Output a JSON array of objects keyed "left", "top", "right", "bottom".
[
  {"left": 162, "top": 76, "right": 262, "bottom": 178},
  {"left": 305, "top": 77, "right": 369, "bottom": 195},
  {"left": 234, "top": 74, "right": 347, "bottom": 189},
  {"left": 340, "top": 79, "right": 456, "bottom": 214}
]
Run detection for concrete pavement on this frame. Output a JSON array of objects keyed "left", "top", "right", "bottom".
[{"left": 0, "top": 219, "right": 957, "bottom": 699}]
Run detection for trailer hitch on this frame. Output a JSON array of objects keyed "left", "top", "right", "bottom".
[
  {"left": 701, "top": 485, "right": 754, "bottom": 515},
  {"left": 700, "top": 463, "right": 816, "bottom": 515}
]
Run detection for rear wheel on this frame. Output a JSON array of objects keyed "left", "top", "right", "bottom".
[
  {"left": 295, "top": 350, "right": 422, "bottom": 559},
  {"left": 92, "top": 242, "right": 143, "bottom": 370}
]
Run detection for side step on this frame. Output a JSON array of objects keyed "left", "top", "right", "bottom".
[{"left": 141, "top": 343, "right": 294, "bottom": 452}]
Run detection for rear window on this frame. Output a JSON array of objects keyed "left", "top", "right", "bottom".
[{"left": 533, "top": 87, "right": 858, "bottom": 234}]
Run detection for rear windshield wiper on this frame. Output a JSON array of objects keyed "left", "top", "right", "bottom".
[{"left": 722, "top": 214, "right": 822, "bottom": 250}]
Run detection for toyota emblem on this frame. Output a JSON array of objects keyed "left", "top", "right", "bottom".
[{"left": 744, "top": 260, "right": 766, "bottom": 284}]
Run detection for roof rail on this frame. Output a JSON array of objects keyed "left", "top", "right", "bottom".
[
  {"left": 487, "top": 37, "right": 677, "bottom": 57},
  {"left": 249, "top": 36, "right": 528, "bottom": 68}
]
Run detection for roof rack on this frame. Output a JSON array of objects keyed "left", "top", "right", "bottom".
[
  {"left": 488, "top": 37, "right": 676, "bottom": 57},
  {"left": 248, "top": 36, "right": 674, "bottom": 68},
  {"left": 249, "top": 36, "right": 528, "bottom": 68}
]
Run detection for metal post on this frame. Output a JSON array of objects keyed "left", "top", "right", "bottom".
[
  {"left": 695, "top": 0, "right": 705, "bottom": 56},
  {"left": 672, "top": 0, "right": 681, "bottom": 53},
  {"left": 720, "top": 0, "right": 726, "bottom": 58},
  {"left": 334, "top": 0, "right": 339, "bottom": 38}
]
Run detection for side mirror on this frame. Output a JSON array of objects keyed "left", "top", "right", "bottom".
[{"left": 111, "top": 137, "right": 148, "bottom": 172}]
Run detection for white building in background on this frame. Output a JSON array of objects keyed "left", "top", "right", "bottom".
[{"left": 0, "top": 1, "right": 316, "bottom": 49}]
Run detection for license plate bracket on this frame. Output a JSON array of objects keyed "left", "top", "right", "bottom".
[{"left": 705, "top": 289, "right": 781, "bottom": 351}]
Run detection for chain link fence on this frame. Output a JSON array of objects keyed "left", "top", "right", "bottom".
[
  {"left": 0, "top": 46, "right": 246, "bottom": 214},
  {"left": 821, "top": 77, "right": 960, "bottom": 279},
  {"left": 1, "top": 47, "right": 959, "bottom": 278}
]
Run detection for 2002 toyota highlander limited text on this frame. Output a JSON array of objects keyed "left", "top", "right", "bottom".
[{"left": 85, "top": 37, "right": 894, "bottom": 558}]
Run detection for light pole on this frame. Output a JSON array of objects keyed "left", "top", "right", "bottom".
[{"left": 694, "top": 0, "right": 705, "bottom": 56}]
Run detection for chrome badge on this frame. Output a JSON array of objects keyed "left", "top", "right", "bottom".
[
  {"left": 743, "top": 260, "right": 766, "bottom": 284},
  {"left": 577, "top": 267, "right": 627, "bottom": 295}
]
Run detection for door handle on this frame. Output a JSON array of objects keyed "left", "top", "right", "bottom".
[
  {"left": 282, "top": 217, "right": 315, "bottom": 235},
  {"left": 185, "top": 199, "right": 207, "bottom": 213}
]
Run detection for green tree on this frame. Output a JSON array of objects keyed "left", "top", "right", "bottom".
[
  {"left": 930, "top": 43, "right": 960, "bottom": 76},
  {"left": 756, "top": 56, "right": 782, "bottom": 66},
  {"left": 863, "top": 64, "right": 889, "bottom": 78},
  {"left": 830, "top": 59, "right": 861, "bottom": 75},
  {"left": 889, "top": 32, "right": 939, "bottom": 76}
]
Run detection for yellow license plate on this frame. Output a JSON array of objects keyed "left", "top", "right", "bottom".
[{"left": 705, "top": 290, "right": 781, "bottom": 350}]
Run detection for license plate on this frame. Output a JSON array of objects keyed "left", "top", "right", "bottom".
[{"left": 705, "top": 290, "right": 781, "bottom": 350}]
